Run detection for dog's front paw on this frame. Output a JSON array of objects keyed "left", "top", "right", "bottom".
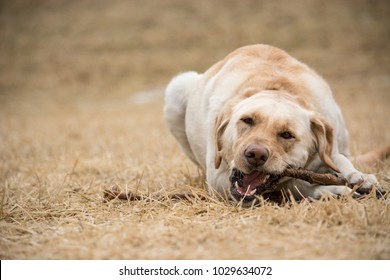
[{"left": 347, "top": 171, "right": 378, "bottom": 194}]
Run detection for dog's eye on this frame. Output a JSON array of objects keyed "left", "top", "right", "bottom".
[
  {"left": 241, "top": 117, "right": 254, "bottom": 126},
  {"left": 279, "top": 131, "right": 294, "bottom": 139}
]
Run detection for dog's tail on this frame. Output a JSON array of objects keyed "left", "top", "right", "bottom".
[{"left": 351, "top": 145, "right": 390, "bottom": 168}]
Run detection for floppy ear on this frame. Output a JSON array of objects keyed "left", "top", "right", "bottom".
[
  {"left": 311, "top": 116, "right": 340, "bottom": 172},
  {"left": 214, "top": 112, "right": 230, "bottom": 169}
]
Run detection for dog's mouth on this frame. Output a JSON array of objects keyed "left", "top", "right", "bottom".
[{"left": 229, "top": 168, "right": 281, "bottom": 203}]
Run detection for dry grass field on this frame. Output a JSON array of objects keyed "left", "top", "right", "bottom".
[{"left": 1, "top": 0, "right": 390, "bottom": 259}]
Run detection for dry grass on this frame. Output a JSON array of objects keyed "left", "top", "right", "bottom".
[{"left": 1, "top": 0, "right": 389, "bottom": 259}]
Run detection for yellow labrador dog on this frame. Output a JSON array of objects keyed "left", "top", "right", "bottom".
[{"left": 164, "top": 44, "right": 386, "bottom": 205}]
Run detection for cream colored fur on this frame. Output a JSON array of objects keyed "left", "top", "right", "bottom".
[{"left": 164, "top": 44, "right": 382, "bottom": 203}]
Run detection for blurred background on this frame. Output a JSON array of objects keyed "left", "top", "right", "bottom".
[{"left": 1, "top": 0, "right": 389, "bottom": 111}]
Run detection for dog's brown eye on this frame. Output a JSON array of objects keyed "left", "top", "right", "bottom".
[
  {"left": 241, "top": 117, "right": 254, "bottom": 126},
  {"left": 279, "top": 131, "right": 294, "bottom": 139}
]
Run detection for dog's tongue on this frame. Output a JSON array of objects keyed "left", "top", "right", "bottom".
[{"left": 241, "top": 171, "right": 267, "bottom": 191}]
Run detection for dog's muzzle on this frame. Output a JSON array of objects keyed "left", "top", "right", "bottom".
[{"left": 229, "top": 168, "right": 281, "bottom": 203}]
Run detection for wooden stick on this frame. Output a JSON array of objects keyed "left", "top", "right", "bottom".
[
  {"left": 103, "top": 168, "right": 349, "bottom": 202},
  {"left": 103, "top": 186, "right": 207, "bottom": 202},
  {"left": 282, "top": 168, "right": 348, "bottom": 186},
  {"left": 103, "top": 186, "right": 141, "bottom": 202}
]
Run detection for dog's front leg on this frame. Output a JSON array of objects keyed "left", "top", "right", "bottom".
[
  {"left": 281, "top": 179, "right": 356, "bottom": 200},
  {"left": 332, "top": 154, "right": 378, "bottom": 194}
]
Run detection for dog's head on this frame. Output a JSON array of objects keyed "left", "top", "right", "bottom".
[{"left": 214, "top": 91, "right": 338, "bottom": 204}]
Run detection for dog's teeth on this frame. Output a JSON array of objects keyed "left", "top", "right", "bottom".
[
  {"left": 265, "top": 175, "right": 270, "bottom": 180},
  {"left": 234, "top": 181, "right": 256, "bottom": 196}
]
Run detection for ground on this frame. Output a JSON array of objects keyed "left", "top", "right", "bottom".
[{"left": 0, "top": 0, "right": 389, "bottom": 259}]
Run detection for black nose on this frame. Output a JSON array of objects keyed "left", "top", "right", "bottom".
[{"left": 244, "top": 144, "right": 269, "bottom": 167}]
